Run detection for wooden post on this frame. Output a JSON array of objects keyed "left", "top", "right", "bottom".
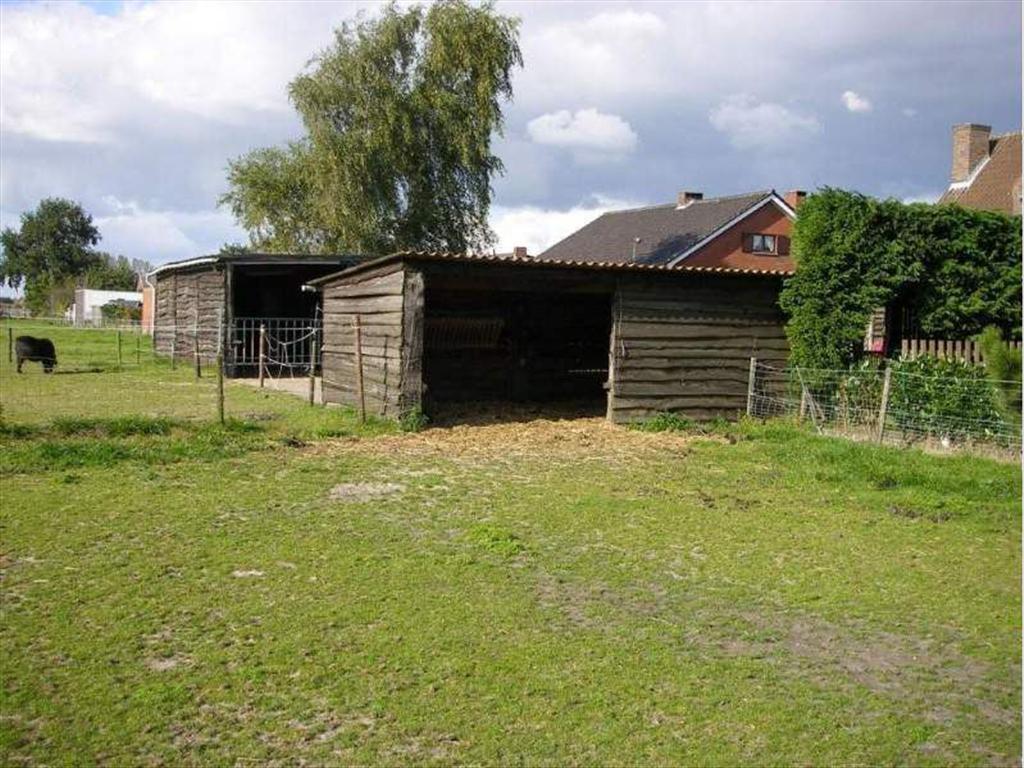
[
  {"left": 116, "top": 329, "right": 123, "bottom": 370},
  {"left": 876, "top": 365, "right": 893, "bottom": 444},
  {"left": 258, "top": 323, "right": 266, "bottom": 388},
  {"left": 745, "top": 357, "right": 758, "bottom": 417},
  {"left": 354, "top": 315, "right": 366, "bottom": 422},
  {"left": 7, "top": 327, "right": 12, "bottom": 364},
  {"left": 798, "top": 387, "right": 809, "bottom": 421},
  {"left": 135, "top": 329, "right": 141, "bottom": 365},
  {"left": 193, "top": 327, "right": 201, "bottom": 379},
  {"left": 308, "top": 329, "right": 317, "bottom": 406},
  {"left": 216, "top": 349, "right": 225, "bottom": 424},
  {"left": 170, "top": 324, "right": 177, "bottom": 370}
]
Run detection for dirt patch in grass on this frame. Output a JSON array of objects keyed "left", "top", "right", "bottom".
[
  {"left": 145, "top": 655, "right": 191, "bottom": 672},
  {"left": 328, "top": 482, "right": 405, "bottom": 502}
]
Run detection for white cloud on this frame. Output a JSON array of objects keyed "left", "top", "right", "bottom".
[
  {"left": 841, "top": 90, "right": 873, "bottom": 113},
  {"left": 0, "top": 0, "right": 366, "bottom": 144},
  {"left": 527, "top": 108, "right": 638, "bottom": 155},
  {"left": 489, "top": 195, "right": 643, "bottom": 256},
  {"left": 95, "top": 198, "right": 244, "bottom": 264},
  {"left": 708, "top": 95, "right": 821, "bottom": 150}
]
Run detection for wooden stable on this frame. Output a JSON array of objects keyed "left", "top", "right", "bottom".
[
  {"left": 308, "top": 252, "right": 790, "bottom": 423},
  {"left": 149, "top": 252, "right": 360, "bottom": 371}
]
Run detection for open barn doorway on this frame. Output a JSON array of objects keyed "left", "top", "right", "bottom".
[{"left": 421, "top": 283, "right": 613, "bottom": 421}]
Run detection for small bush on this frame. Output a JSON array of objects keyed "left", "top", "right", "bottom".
[
  {"left": 888, "top": 356, "right": 1007, "bottom": 440},
  {"left": 630, "top": 412, "right": 695, "bottom": 433},
  {"left": 977, "top": 326, "right": 1022, "bottom": 422}
]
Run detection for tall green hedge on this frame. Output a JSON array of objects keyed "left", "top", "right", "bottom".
[{"left": 779, "top": 189, "right": 1022, "bottom": 369}]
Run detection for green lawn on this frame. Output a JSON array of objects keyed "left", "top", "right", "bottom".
[{"left": 1, "top": 325, "right": 1021, "bottom": 765}]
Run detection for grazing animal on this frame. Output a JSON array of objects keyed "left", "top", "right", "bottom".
[{"left": 15, "top": 336, "right": 57, "bottom": 373}]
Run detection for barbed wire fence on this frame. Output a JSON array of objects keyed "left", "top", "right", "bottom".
[{"left": 748, "top": 359, "right": 1021, "bottom": 456}]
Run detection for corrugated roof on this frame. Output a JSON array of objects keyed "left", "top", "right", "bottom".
[
  {"left": 149, "top": 251, "right": 366, "bottom": 277},
  {"left": 306, "top": 249, "right": 793, "bottom": 287},
  {"left": 538, "top": 191, "right": 772, "bottom": 265},
  {"left": 938, "top": 131, "right": 1022, "bottom": 215}
]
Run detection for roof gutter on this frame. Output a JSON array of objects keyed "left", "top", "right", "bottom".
[{"left": 147, "top": 256, "right": 219, "bottom": 279}]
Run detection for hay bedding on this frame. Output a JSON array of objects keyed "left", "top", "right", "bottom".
[{"left": 310, "top": 410, "right": 693, "bottom": 467}]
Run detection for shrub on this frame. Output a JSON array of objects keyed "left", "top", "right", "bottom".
[
  {"left": 977, "top": 326, "right": 1022, "bottom": 422},
  {"left": 781, "top": 188, "right": 1021, "bottom": 369},
  {"left": 888, "top": 356, "right": 1006, "bottom": 440}
]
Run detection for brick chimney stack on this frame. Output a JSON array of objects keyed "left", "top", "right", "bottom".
[
  {"left": 783, "top": 190, "right": 807, "bottom": 210},
  {"left": 512, "top": 246, "right": 528, "bottom": 259},
  {"left": 676, "top": 191, "right": 703, "bottom": 208},
  {"left": 951, "top": 123, "right": 992, "bottom": 182}
]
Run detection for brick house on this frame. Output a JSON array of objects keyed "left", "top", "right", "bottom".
[
  {"left": 538, "top": 189, "right": 805, "bottom": 272},
  {"left": 938, "top": 123, "right": 1022, "bottom": 215}
]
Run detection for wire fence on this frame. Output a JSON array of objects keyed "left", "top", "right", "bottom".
[
  {"left": 0, "top": 320, "right": 324, "bottom": 427},
  {"left": 750, "top": 361, "right": 1021, "bottom": 456}
]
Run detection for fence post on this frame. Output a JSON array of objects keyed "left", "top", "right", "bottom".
[
  {"left": 116, "top": 329, "right": 123, "bottom": 371},
  {"left": 170, "top": 324, "right": 177, "bottom": 370},
  {"left": 7, "top": 327, "right": 12, "bottom": 364},
  {"left": 193, "top": 326, "right": 201, "bottom": 379},
  {"left": 354, "top": 315, "right": 366, "bottom": 423},
  {"left": 258, "top": 323, "right": 266, "bottom": 388},
  {"left": 876, "top": 365, "right": 893, "bottom": 444},
  {"left": 798, "top": 386, "right": 808, "bottom": 422},
  {"left": 745, "top": 356, "right": 757, "bottom": 417},
  {"left": 308, "top": 329, "right": 317, "bottom": 406}
]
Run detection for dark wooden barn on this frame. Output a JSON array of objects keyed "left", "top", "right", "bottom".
[
  {"left": 306, "top": 252, "right": 791, "bottom": 423},
  {"left": 149, "top": 252, "right": 361, "bottom": 373}
]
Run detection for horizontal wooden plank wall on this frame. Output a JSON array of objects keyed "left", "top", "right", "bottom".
[
  {"left": 609, "top": 276, "right": 788, "bottom": 422},
  {"left": 153, "top": 268, "right": 225, "bottom": 362},
  {"left": 320, "top": 263, "right": 408, "bottom": 416}
]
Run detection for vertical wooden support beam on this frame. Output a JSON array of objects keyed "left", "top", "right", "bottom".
[
  {"left": 399, "top": 268, "right": 425, "bottom": 419},
  {"left": 605, "top": 288, "right": 620, "bottom": 422},
  {"left": 354, "top": 315, "right": 366, "bottom": 423},
  {"left": 746, "top": 357, "right": 758, "bottom": 417},
  {"left": 135, "top": 329, "right": 141, "bottom": 365},
  {"left": 258, "top": 323, "right": 266, "bottom": 388},
  {"left": 116, "top": 329, "right": 123, "bottom": 371},
  {"left": 7, "top": 327, "right": 13, "bottom": 364},
  {"left": 876, "top": 365, "right": 893, "bottom": 444}
]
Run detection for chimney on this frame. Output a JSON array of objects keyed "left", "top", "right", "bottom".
[
  {"left": 512, "top": 246, "right": 528, "bottom": 259},
  {"left": 784, "top": 190, "right": 807, "bottom": 210},
  {"left": 951, "top": 123, "right": 992, "bottom": 183},
  {"left": 676, "top": 191, "right": 703, "bottom": 208}
]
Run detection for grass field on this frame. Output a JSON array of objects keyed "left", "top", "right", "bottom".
[{"left": 1, "top": 323, "right": 1021, "bottom": 765}]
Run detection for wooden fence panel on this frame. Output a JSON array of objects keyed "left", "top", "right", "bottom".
[{"left": 899, "top": 338, "right": 1020, "bottom": 365}]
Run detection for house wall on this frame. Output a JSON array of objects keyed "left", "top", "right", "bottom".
[
  {"left": 607, "top": 275, "right": 788, "bottom": 423},
  {"left": 682, "top": 203, "right": 794, "bottom": 272},
  {"left": 153, "top": 267, "right": 226, "bottom": 361},
  {"left": 320, "top": 262, "right": 421, "bottom": 416}
]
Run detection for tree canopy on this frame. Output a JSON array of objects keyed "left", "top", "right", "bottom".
[
  {"left": 779, "top": 189, "right": 1022, "bottom": 369},
  {"left": 1, "top": 198, "right": 142, "bottom": 314},
  {"left": 221, "top": 0, "right": 522, "bottom": 256}
]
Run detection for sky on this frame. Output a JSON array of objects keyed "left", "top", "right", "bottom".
[{"left": 0, "top": 0, "right": 1020, "bottom": 275}]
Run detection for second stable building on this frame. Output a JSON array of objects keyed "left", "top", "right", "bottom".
[{"left": 306, "top": 188, "right": 801, "bottom": 422}]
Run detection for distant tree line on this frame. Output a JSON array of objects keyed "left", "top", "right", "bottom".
[{"left": 0, "top": 198, "right": 151, "bottom": 315}]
